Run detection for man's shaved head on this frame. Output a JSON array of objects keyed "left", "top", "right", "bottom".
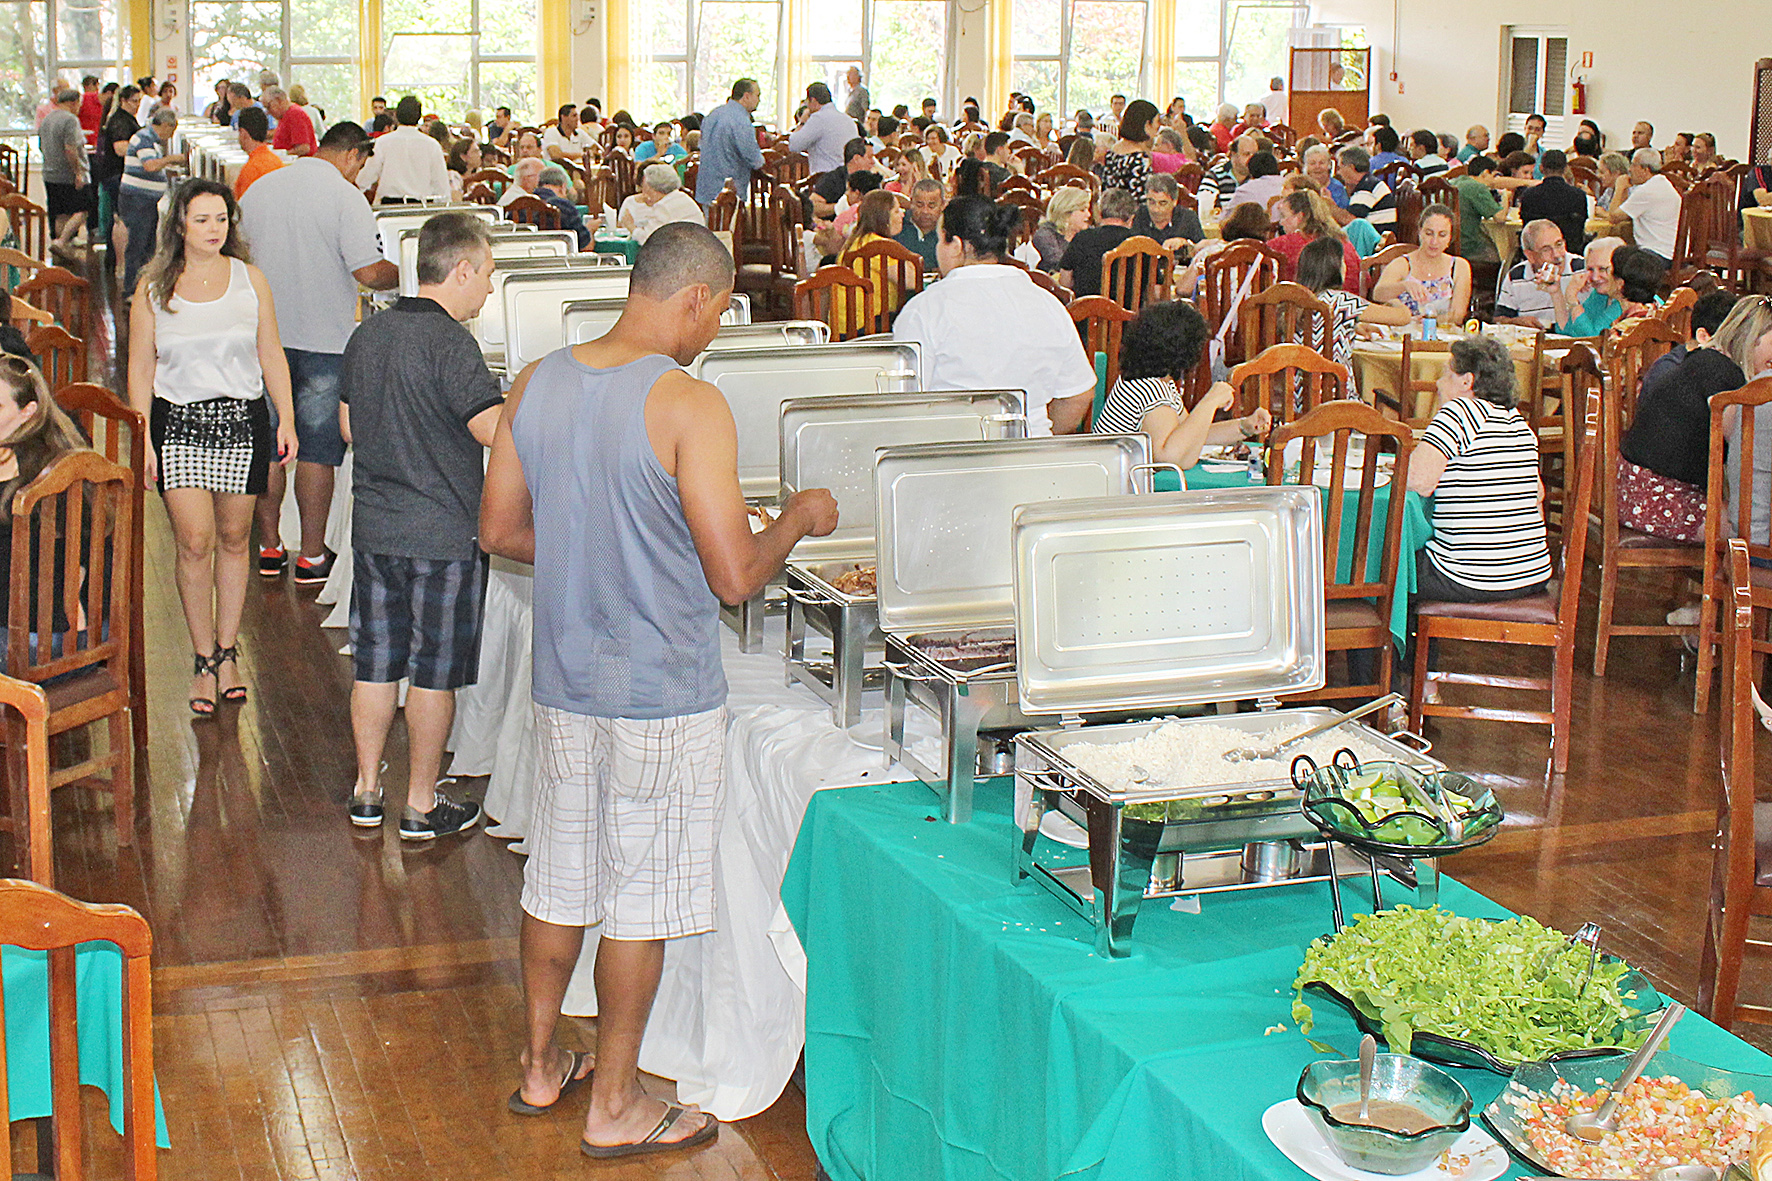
[{"left": 631, "top": 222, "right": 735, "bottom": 301}]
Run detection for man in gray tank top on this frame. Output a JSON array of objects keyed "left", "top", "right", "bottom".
[{"left": 481, "top": 223, "right": 838, "bottom": 1160}]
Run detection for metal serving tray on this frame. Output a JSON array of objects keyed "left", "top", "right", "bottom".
[
  {"left": 399, "top": 228, "right": 576, "bottom": 296},
  {"left": 508, "top": 292, "right": 748, "bottom": 373},
  {"left": 473, "top": 257, "right": 611, "bottom": 356},
  {"left": 373, "top": 205, "right": 497, "bottom": 264},
  {"left": 784, "top": 561, "right": 883, "bottom": 728},
  {"left": 874, "top": 435, "right": 1156, "bottom": 637},
  {"left": 781, "top": 391, "right": 1027, "bottom": 565},
  {"left": 691, "top": 342, "right": 921, "bottom": 498},
  {"left": 1012, "top": 488, "right": 1326, "bottom": 714},
  {"left": 500, "top": 268, "right": 635, "bottom": 370}
]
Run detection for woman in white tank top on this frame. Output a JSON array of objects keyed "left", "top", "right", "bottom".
[{"left": 126, "top": 178, "right": 296, "bottom": 715}]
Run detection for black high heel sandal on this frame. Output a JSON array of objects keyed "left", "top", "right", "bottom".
[
  {"left": 214, "top": 644, "right": 247, "bottom": 703},
  {"left": 189, "top": 651, "right": 217, "bottom": 716}
]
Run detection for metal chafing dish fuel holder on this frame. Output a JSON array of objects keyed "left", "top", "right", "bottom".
[
  {"left": 874, "top": 434, "right": 1171, "bottom": 823},
  {"left": 1009, "top": 488, "right": 1444, "bottom": 957},
  {"left": 779, "top": 392, "right": 1028, "bottom": 728}
]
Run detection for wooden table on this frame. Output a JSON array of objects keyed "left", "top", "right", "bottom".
[{"left": 1744, "top": 207, "right": 1772, "bottom": 253}]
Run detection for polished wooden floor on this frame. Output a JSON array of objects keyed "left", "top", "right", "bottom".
[{"left": 16, "top": 248, "right": 1772, "bottom": 1177}]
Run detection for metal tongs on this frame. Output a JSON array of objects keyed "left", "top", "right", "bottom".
[{"left": 1223, "top": 694, "right": 1404, "bottom": 763}]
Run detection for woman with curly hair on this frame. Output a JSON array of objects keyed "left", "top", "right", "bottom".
[{"left": 1093, "top": 300, "right": 1270, "bottom": 468}]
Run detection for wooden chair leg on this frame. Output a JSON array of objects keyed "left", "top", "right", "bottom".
[
  {"left": 1696, "top": 586, "right": 1720, "bottom": 714},
  {"left": 1407, "top": 624, "right": 1431, "bottom": 736},
  {"left": 110, "top": 710, "right": 133, "bottom": 847},
  {"left": 1593, "top": 560, "right": 1619, "bottom": 677},
  {"left": 1711, "top": 874, "right": 1754, "bottom": 1032},
  {"left": 1698, "top": 830, "right": 1729, "bottom": 1019},
  {"left": 3, "top": 723, "right": 23, "bottom": 875},
  {"left": 1551, "top": 630, "right": 1575, "bottom": 774}
]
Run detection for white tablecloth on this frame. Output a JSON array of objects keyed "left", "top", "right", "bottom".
[{"left": 445, "top": 568, "right": 918, "bottom": 1119}]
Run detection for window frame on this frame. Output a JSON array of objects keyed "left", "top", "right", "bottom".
[
  {"left": 1012, "top": 0, "right": 1147, "bottom": 119},
  {"left": 1502, "top": 25, "right": 1568, "bottom": 145}
]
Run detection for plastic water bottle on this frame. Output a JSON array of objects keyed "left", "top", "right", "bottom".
[{"left": 1422, "top": 315, "right": 1438, "bottom": 341}]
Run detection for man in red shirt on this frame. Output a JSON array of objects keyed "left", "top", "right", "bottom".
[
  {"left": 266, "top": 87, "right": 316, "bottom": 156},
  {"left": 77, "top": 75, "right": 102, "bottom": 149}
]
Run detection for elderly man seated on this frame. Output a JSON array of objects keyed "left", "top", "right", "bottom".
[
  {"left": 498, "top": 156, "right": 544, "bottom": 207},
  {"left": 535, "top": 163, "right": 596, "bottom": 248},
  {"left": 1604, "top": 147, "right": 1682, "bottom": 263},
  {"left": 617, "top": 163, "right": 705, "bottom": 243},
  {"left": 1494, "top": 218, "right": 1585, "bottom": 327}
]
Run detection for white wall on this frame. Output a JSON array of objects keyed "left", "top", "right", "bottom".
[{"left": 1311, "top": 0, "right": 1767, "bottom": 159}]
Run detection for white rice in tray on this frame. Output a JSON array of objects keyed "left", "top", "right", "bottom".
[{"left": 1059, "top": 719, "right": 1399, "bottom": 789}]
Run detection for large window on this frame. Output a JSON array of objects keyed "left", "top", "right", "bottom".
[
  {"left": 381, "top": 0, "right": 536, "bottom": 121},
  {"left": 1011, "top": 0, "right": 1144, "bottom": 121},
  {"left": 190, "top": 0, "right": 364, "bottom": 123},
  {"left": 0, "top": 0, "right": 127, "bottom": 131}
]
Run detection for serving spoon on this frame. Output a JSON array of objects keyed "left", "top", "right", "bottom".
[
  {"left": 1564, "top": 1001, "right": 1686, "bottom": 1143},
  {"left": 1223, "top": 694, "right": 1404, "bottom": 763},
  {"left": 1356, "top": 1033, "right": 1376, "bottom": 1123}
]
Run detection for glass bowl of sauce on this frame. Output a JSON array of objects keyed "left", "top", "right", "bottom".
[{"left": 1296, "top": 1052, "right": 1473, "bottom": 1174}]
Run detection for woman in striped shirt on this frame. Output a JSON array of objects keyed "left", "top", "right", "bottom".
[{"left": 1406, "top": 335, "right": 1553, "bottom": 603}]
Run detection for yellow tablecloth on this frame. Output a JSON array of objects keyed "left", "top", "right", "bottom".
[
  {"left": 1744, "top": 207, "right": 1772, "bottom": 254},
  {"left": 1484, "top": 213, "right": 1620, "bottom": 261},
  {"left": 1351, "top": 329, "right": 1573, "bottom": 413}
]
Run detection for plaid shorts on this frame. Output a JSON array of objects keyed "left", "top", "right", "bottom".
[
  {"left": 520, "top": 704, "right": 727, "bottom": 940},
  {"left": 348, "top": 551, "right": 488, "bottom": 691}
]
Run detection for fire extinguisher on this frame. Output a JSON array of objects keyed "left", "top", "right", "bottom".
[{"left": 1571, "top": 76, "right": 1587, "bottom": 115}]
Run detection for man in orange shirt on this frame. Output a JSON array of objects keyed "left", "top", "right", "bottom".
[{"left": 234, "top": 107, "right": 283, "bottom": 197}]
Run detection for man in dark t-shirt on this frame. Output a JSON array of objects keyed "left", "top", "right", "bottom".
[
  {"left": 1059, "top": 186, "right": 1138, "bottom": 297},
  {"left": 1518, "top": 149, "right": 1591, "bottom": 253},
  {"left": 340, "top": 211, "right": 505, "bottom": 842}
]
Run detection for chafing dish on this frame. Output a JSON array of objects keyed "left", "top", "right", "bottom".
[
  {"left": 778, "top": 392, "right": 1027, "bottom": 726},
  {"left": 873, "top": 435, "right": 1164, "bottom": 821},
  {"left": 1008, "top": 489, "right": 1442, "bottom": 956}
]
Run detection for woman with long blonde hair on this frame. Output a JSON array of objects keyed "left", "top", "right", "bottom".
[
  {"left": 127, "top": 178, "right": 296, "bottom": 714},
  {"left": 888, "top": 146, "right": 931, "bottom": 194}
]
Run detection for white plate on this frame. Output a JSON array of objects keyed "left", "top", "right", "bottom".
[
  {"left": 1261, "top": 1098, "right": 1508, "bottom": 1181},
  {"left": 1038, "top": 809, "right": 1088, "bottom": 848}
]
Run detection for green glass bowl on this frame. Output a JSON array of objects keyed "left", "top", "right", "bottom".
[{"left": 1297, "top": 1052, "right": 1472, "bottom": 1175}]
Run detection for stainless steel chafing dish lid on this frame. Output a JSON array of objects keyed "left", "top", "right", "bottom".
[
  {"left": 1012, "top": 487, "right": 1326, "bottom": 713},
  {"left": 780, "top": 391, "right": 1028, "bottom": 564},
  {"left": 692, "top": 341, "right": 923, "bottom": 498},
  {"left": 874, "top": 434, "right": 1153, "bottom": 635}
]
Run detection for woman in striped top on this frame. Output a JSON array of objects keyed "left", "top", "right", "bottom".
[{"left": 1406, "top": 335, "right": 1553, "bottom": 603}]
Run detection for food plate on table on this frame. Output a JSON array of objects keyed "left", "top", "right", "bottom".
[
  {"left": 1264, "top": 1099, "right": 1508, "bottom": 1181},
  {"left": 1293, "top": 907, "right": 1667, "bottom": 1073},
  {"left": 1482, "top": 1051, "right": 1772, "bottom": 1178}
]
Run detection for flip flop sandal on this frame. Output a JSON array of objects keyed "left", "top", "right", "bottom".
[
  {"left": 579, "top": 1105, "right": 718, "bottom": 1159},
  {"left": 506, "top": 1050, "right": 592, "bottom": 1115},
  {"left": 189, "top": 651, "right": 217, "bottom": 716}
]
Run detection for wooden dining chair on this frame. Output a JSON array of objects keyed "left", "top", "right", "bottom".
[
  {"left": 503, "top": 194, "right": 562, "bottom": 231},
  {"left": 9, "top": 296, "right": 54, "bottom": 333},
  {"left": 1417, "top": 176, "right": 1462, "bottom": 255},
  {"left": 1268, "top": 401, "right": 1417, "bottom": 701},
  {"left": 1540, "top": 342, "right": 1602, "bottom": 539},
  {"left": 1068, "top": 296, "right": 1137, "bottom": 408},
  {"left": 0, "top": 141, "right": 22, "bottom": 194},
  {"left": 1693, "top": 376, "right": 1772, "bottom": 714},
  {"left": 1698, "top": 538, "right": 1772, "bottom": 1029},
  {"left": 1228, "top": 343, "right": 1351, "bottom": 427},
  {"left": 0, "top": 877, "right": 156, "bottom": 1179},
  {"left": 0, "top": 673, "right": 52, "bottom": 884},
  {"left": 461, "top": 166, "right": 510, "bottom": 194},
  {"left": 6, "top": 450, "right": 136, "bottom": 859},
  {"left": 1173, "top": 161, "right": 1204, "bottom": 196},
  {"left": 1359, "top": 242, "right": 1414, "bottom": 299},
  {"left": 581, "top": 165, "right": 619, "bottom": 216},
  {"left": 462, "top": 182, "right": 497, "bottom": 205},
  {"left": 1102, "top": 235, "right": 1173, "bottom": 314},
  {"left": 605, "top": 146, "right": 639, "bottom": 204},
  {"left": 15, "top": 265, "right": 91, "bottom": 343},
  {"left": 1199, "top": 242, "right": 1282, "bottom": 362},
  {"left": 1368, "top": 335, "right": 1448, "bottom": 429},
  {"left": 1408, "top": 387, "right": 1601, "bottom": 776},
  {"left": 1590, "top": 317, "right": 1689, "bottom": 677},
  {"left": 734, "top": 184, "right": 802, "bottom": 320},
  {"left": 0, "top": 194, "right": 49, "bottom": 261},
  {"left": 26, "top": 325, "right": 85, "bottom": 389},
  {"left": 54, "top": 385, "right": 149, "bottom": 801},
  {"left": 0, "top": 244, "right": 47, "bottom": 284},
  {"left": 794, "top": 264, "right": 872, "bottom": 341},
  {"left": 1240, "top": 281, "right": 1331, "bottom": 360},
  {"left": 847, "top": 238, "right": 925, "bottom": 335},
  {"left": 1025, "top": 266, "right": 1072, "bottom": 304},
  {"left": 1657, "top": 285, "right": 1699, "bottom": 340}
]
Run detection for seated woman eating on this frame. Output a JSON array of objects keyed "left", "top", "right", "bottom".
[
  {"left": 1616, "top": 292, "right": 1754, "bottom": 542},
  {"left": 1406, "top": 336, "right": 1553, "bottom": 604},
  {"left": 1292, "top": 236, "right": 1411, "bottom": 372},
  {"left": 1371, "top": 203, "right": 1471, "bottom": 324},
  {"left": 1093, "top": 301, "right": 1270, "bottom": 467}
]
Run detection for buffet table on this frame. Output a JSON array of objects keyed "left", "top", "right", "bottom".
[
  {"left": 2, "top": 943, "right": 170, "bottom": 1146},
  {"left": 782, "top": 779, "right": 1772, "bottom": 1181}
]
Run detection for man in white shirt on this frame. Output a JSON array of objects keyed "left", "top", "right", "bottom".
[
  {"left": 617, "top": 164, "right": 706, "bottom": 243},
  {"left": 356, "top": 95, "right": 451, "bottom": 203},
  {"left": 1262, "top": 77, "right": 1286, "bottom": 127},
  {"left": 541, "top": 104, "right": 596, "bottom": 163},
  {"left": 789, "top": 82, "right": 854, "bottom": 175},
  {"left": 1610, "top": 147, "right": 1682, "bottom": 262},
  {"left": 498, "top": 157, "right": 545, "bottom": 207}
]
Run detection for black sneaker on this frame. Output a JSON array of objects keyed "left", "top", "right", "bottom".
[
  {"left": 258, "top": 546, "right": 287, "bottom": 577},
  {"left": 292, "top": 549, "right": 336, "bottom": 586},
  {"left": 399, "top": 789, "right": 482, "bottom": 841},
  {"left": 348, "top": 790, "right": 384, "bottom": 828}
]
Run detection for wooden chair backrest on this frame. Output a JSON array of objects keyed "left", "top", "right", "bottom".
[
  {"left": 15, "top": 265, "right": 90, "bottom": 342},
  {"left": 1373, "top": 159, "right": 1421, "bottom": 189},
  {"left": 1418, "top": 177, "right": 1461, "bottom": 255},
  {"left": 1566, "top": 156, "right": 1601, "bottom": 195},
  {"left": 580, "top": 165, "right": 618, "bottom": 213},
  {"left": 1657, "top": 285, "right": 1698, "bottom": 340},
  {"left": 1025, "top": 266, "right": 1072, "bottom": 305},
  {"left": 1068, "top": 295, "right": 1136, "bottom": 394},
  {"left": 1719, "top": 538, "right": 1760, "bottom": 985},
  {"left": 1000, "top": 191, "right": 1042, "bottom": 242},
  {"left": 1266, "top": 400, "right": 1416, "bottom": 606},
  {"left": 461, "top": 167, "right": 508, "bottom": 190},
  {"left": 1240, "top": 281, "right": 1331, "bottom": 360},
  {"left": 0, "top": 673, "right": 51, "bottom": 883},
  {"left": 761, "top": 183, "right": 805, "bottom": 279},
  {"left": 848, "top": 238, "right": 925, "bottom": 334},
  {"left": 0, "top": 194, "right": 49, "bottom": 260},
  {"left": 1101, "top": 235, "right": 1173, "bottom": 314},
  {"left": 1228, "top": 342, "right": 1350, "bottom": 426},
  {"left": 1360, "top": 242, "right": 1414, "bottom": 299},
  {"left": 1604, "top": 317, "right": 1681, "bottom": 431},
  {"left": 605, "top": 146, "right": 638, "bottom": 203},
  {"left": 1668, "top": 175, "right": 1726, "bottom": 286},
  {"left": 706, "top": 186, "right": 739, "bottom": 234},
  {"left": 1173, "top": 160, "right": 1204, "bottom": 195},
  {"left": 0, "top": 142, "right": 21, "bottom": 192},
  {"left": 1557, "top": 387, "right": 1604, "bottom": 623},
  {"left": 1705, "top": 377, "right": 1772, "bottom": 584},
  {"left": 1267, "top": 123, "right": 1297, "bottom": 152},
  {"left": 462, "top": 182, "right": 497, "bottom": 205},
  {"left": 8, "top": 451, "right": 132, "bottom": 688},
  {"left": 0, "top": 245, "right": 46, "bottom": 278},
  {"left": 9, "top": 296, "right": 53, "bottom": 331},
  {"left": 1391, "top": 178, "right": 1424, "bottom": 245},
  {"left": 503, "top": 194, "right": 561, "bottom": 230},
  {"left": 769, "top": 151, "right": 810, "bottom": 186},
  {"left": 0, "top": 877, "right": 155, "bottom": 1179},
  {"left": 998, "top": 174, "right": 1038, "bottom": 197},
  {"left": 793, "top": 264, "right": 872, "bottom": 341},
  {"left": 1199, "top": 241, "right": 1281, "bottom": 338},
  {"left": 1034, "top": 164, "right": 1098, "bottom": 196},
  {"left": 25, "top": 324, "right": 84, "bottom": 389},
  {"left": 1557, "top": 342, "right": 1603, "bottom": 510}
]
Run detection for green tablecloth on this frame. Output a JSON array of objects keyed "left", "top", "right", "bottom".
[
  {"left": 3, "top": 943, "right": 170, "bottom": 1146},
  {"left": 1169, "top": 463, "right": 1434, "bottom": 647},
  {"left": 782, "top": 779, "right": 1772, "bottom": 1181},
  {"left": 591, "top": 230, "right": 639, "bottom": 263}
]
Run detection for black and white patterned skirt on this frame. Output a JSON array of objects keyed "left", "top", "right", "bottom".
[{"left": 149, "top": 396, "right": 274, "bottom": 495}]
